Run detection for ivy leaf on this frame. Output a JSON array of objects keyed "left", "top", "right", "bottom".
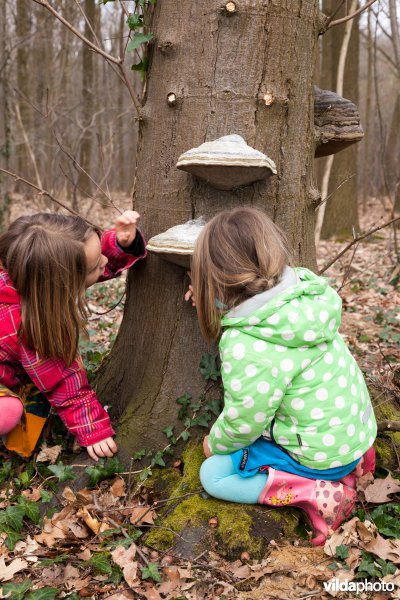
[
  {"left": 3, "top": 526, "right": 23, "bottom": 550},
  {"left": 179, "top": 430, "right": 191, "bottom": 442},
  {"left": 206, "top": 399, "right": 222, "bottom": 417},
  {"left": 2, "top": 580, "right": 32, "bottom": 600},
  {"left": 141, "top": 562, "right": 162, "bottom": 582},
  {"left": 138, "top": 467, "right": 152, "bottom": 482},
  {"left": 162, "top": 425, "right": 174, "bottom": 439},
  {"left": 86, "top": 553, "right": 113, "bottom": 575},
  {"left": 18, "top": 497, "right": 40, "bottom": 524},
  {"left": 40, "top": 490, "right": 53, "bottom": 503},
  {"left": 25, "top": 588, "right": 59, "bottom": 600},
  {"left": 335, "top": 545, "right": 349, "bottom": 560},
  {"left": 127, "top": 32, "right": 154, "bottom": 53},
  {"left": 132, "top": 448, "right": 146, "bottom": 461},
  {"left": 199, "top": 353, "right": 220, "bottom": 381},
  {"left": 47, "top": 462, "right": 77, "bottom": 483},
  {"left": 85, "top": 457, "right": 124, "bottom": 486},
  {"left": 176, "top": 392, "right": 192, "bottom": 420},
  {"left": 151, "top": 451, "right": 165, "bottom": 467},
  {"left": 127, "top": 13, "right": 144, "bottom": 30},
  {"left": 5, "top": 505, "right": 26, "bottom": 532},
  {"left": 131, "top": 57, "right": 149, "bottom": 81},
  {"left": 192, "top": 413, "right": 211, "bottom": 428}
]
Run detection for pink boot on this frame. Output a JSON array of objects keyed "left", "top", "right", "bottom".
[
  {"left": 341, "top": 446, "right": 376, "bottom": 489},
  {"left": 0, "top": 396, "right": 24, "bottom": 435},
  {"left": 258, "top": 468, "right": 356, "bottom": 546}
]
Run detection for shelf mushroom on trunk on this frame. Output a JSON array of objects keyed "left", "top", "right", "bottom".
[
  {"left": 176, "top": 134, "right": 277, "bottom": 190},
  {"left": 314, "top": 87, "right": 364, "bottom": 158},
  {"left": 146, "top": 218, "right": 205, "bottom": 268}
]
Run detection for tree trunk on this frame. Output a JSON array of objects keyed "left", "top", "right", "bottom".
[
  {"left": 78, "top": 0, "right": 97, "bottom": 198},
  {"left": 96, "top": 0, "right": 320, "bottom": 461},
  {"left": 15, "top": 0, "right": 32, "bottom": 192},
  {"left": 317, "top": 0, "right": 360, "bottom": 240},
  {"left": 0, "top": 1, "right": 11, "bottom": 228}
]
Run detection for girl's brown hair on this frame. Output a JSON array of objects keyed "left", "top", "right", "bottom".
[
  {"left": 191, "top": 207, "right": 291, "bottom": 342},
  {"left": 0, "top": 213, "right": 97, "bottom": 365}
]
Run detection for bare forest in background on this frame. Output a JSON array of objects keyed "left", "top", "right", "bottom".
[{"left": 0, "top": 0, "right": 399, "bottom": 236}]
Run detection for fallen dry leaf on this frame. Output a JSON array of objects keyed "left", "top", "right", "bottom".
[
  {"left": 21, "top": 487, "right": 41, "bottom": 502},
  {"left": 111, "top": 543, "right": 138, "bottom": 589},
  {"left": 364, "top": 474, "right": 400, "bottom": 503},
  {"left": 362, "top": 532, "right": 400, "bottom": 564},
  {"left": 36, "top": 444, "right": 62, "bottom": 464},
  {"left": 110, "top": 478, "right": 125, "bottom": 498},
  {"left": 76, "top": 507, "right": 99, "bottom": 533},
  {"left": 76, "top": 548, "right": 92, "bottom": 561},
  {"left": 0, "top": 557, "right": 28, "bottom": 582},
  {"left": 62, "top": 487, "right": 77, "bottom": 503},
  {"left": 129, "top": 506, "right": 156, "bottom": 526}
]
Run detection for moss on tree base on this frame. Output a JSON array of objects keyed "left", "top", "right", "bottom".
[{"left": 145, "top": 443, "right": 300, "bottom": 560}]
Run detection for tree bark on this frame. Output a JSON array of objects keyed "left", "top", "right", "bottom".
[
  {"left": 78, "top": 0, "right": 97, "bottom": 198},
  {"left": 0, "top": 2, "right": 11, "bottom": 227},
  {"left": 317, "top": 0, "right": 360, "bottom": 240},
  {"left": 15, "top": 0, "right": 32, "bottom": 192},
  {"left": 96, "top": 1, "right": 320, "bottom": 461}
]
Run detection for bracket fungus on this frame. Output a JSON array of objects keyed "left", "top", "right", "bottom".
[
  {"left": 314, "top": 87, "right": 364, "bottom": 158},
  {"left": 176, "top": 134, "right": 277, "bottom": 190},
  {"left": 146, "top": 218, "right": 205, "bottom": 268}
]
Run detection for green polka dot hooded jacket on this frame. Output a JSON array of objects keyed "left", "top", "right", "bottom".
[{"left": 208, "top": 266, "right": 377, "bottom": 470}]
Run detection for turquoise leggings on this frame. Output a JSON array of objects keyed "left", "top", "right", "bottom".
[
  {"left": 200, "top": 455, "right": 267, "bottom": 503},
  {"left": 200, "top": 441, "right": 360, "bottom": 504}
]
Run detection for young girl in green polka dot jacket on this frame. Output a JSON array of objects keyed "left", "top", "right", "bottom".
[{"left": 188, "top": 207, "right": 377, "bottom": 546}]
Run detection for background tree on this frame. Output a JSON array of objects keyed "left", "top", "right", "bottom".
[{"left": 316, "top": 0, "right": 361, "bottom": 240}]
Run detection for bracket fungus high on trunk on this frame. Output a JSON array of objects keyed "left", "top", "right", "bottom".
[
  {"left": 314, "top": 86, "right": 364, "bottom": 158},
  {"left": 176, "top": 134, "right": 277, "bottom": 190}
]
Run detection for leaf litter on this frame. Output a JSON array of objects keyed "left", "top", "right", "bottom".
[{"left": 0, "top": 195, "right": 399, "bottom": 599}]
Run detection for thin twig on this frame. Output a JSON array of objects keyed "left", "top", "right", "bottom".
[
  {"left": 54, "top": 131, "right": 121, "bottom": 210},
  {"left": 325, "top": 0, "right": 347, "bottom": 28},
  {"left": 318, "top": 215, "right": 400, "bottom": 274},
  {"left": 328, "top": 0, "right": 379, "bottom": 28},
  {"left": 377, "top": 420, "right": 400, "bottom": 433},
  {"left": 315, "top": 174, "right": 355, "bottom": 211},
  {"left": 0, "top": 168, "right": 102, "bottom": 230},
  {"left": 30, "top": 0, "right": 142, "bottom": 117}
]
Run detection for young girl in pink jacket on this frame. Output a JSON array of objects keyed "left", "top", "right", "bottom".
[{"left": 0, "top": 211, "right": 146, "bottom": 461}]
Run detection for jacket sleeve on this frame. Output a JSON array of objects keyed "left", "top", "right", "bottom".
[
  {"left": 99, "top": 229, "right": 147, "bottom": 281},
  {"left": 19, "top": 343, "right": 115, "bottom": 447},
  {"left": 208, "top": 344, "right": 288, "bottom": 455}
]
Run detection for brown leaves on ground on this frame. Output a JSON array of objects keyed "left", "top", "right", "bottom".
[{"left": 364, "top": 473, "right": 400, "bottom": 503}]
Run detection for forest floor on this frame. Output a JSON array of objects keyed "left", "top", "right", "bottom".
[{"left": 0, "top": 195, "right": 399, "bottom": 600}]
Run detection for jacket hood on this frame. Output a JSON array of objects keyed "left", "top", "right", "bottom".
[{"left": 221, "top": 267, "right": 342, "bottom": 348}]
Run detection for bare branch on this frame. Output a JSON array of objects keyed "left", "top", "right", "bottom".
[
  {"left": 30, "top": 0, "right": 142, "bottom": 117},
  {"left": 324, "top": 0, "right": 347, "bottom": 28},
  {"left": 318, "top": 216, "right": 400, "bottom": 274},
  {"left": 0, "top": 168, "right": 102, "bottom": 230},
  {"left": 328, "top": 0, "right": 379, "bottom": 29},
  {"left": 14, "top": 102, "right": 43, "bottom": 190},
  {"left": 54, "top": 131, "right": 122, "bottom": 211},
  {"left": 378, "top": 420, "right": 400, "bottom": 433}
]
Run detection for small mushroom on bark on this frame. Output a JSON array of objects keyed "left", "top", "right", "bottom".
[
  {"left": 146, "top": 218, "right": 205, "bottom": 268},
  {"left": 314, "top": 86, "right": 364, "bottom": 158},
  {"left": 176, "top": 134, "right": 277, "bottom": 190}
]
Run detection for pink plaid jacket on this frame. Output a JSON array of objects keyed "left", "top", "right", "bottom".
[{"left": 0, "top": 229, "right": 146, "bottom": 447}]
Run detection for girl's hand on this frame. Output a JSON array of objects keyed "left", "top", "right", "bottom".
[
  {"left": 203, "top": 435, "right": 212, "bottom": 458},
  {"left": 184, "top": 271, "right": 196, "bottom": 306},
  {"left": 115, "top": 210, "right": 140, "bottom": 247},
  {"left": 86, "top": 437, "right": 118, "bottom": 461}
]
